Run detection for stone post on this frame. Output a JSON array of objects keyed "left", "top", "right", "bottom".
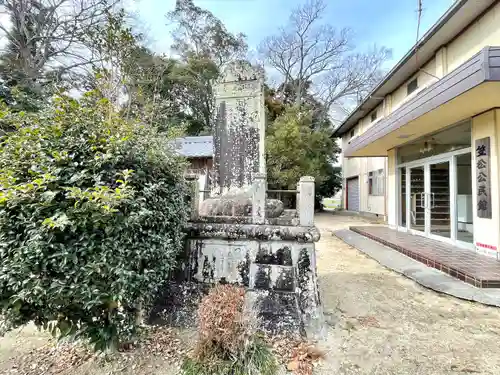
[
  {"left": 186, "top": 175, "right": 200, "bottom": 221},
  {"left": 299, "top": 176, "right": 315, "bottom": 226},
  {"left": 296, "top": 181, "right": 301, "bottom": 217},
  {"left": 252, "top": 172, "right": 266, "bottom": 224}
]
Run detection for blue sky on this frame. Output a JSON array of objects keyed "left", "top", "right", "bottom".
[{"left": 133, "top": 0, "right": 455, "bottom": 69}]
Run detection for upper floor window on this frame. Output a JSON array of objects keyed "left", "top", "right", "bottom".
[
  {"left": 407, "top": 78, "right": 418, "bottom": 95},
  {"left": 350, "top": 129, "right": 355, "bottom": 139},
  {"left": 370, "top": 110, "right": 378, "bottom": 122}
]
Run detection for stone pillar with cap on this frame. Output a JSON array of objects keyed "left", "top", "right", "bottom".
[{"left": 299, "top": 176, "right": 315, "bottom": 226}]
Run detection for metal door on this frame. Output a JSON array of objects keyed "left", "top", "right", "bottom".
[{"left": 346, "top": 177, "right": 360, "bottom": 212}]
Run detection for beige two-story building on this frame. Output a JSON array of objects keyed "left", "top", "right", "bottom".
[{"left": 334, "top": 0, "right": 500, "bottom": 258}]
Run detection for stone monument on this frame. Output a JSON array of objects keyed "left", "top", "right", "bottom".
[
  {"left": 212, "top": 60, "right": 266, "bottom": 194},
  {"left": 154, "top": 61, "right": 323, "bottom": 339},
  {"left": 200, "top": 61, "right": 283, "bottom": 218}
]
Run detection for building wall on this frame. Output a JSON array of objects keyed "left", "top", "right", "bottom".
[
  {"left": 387, "top": 149, "right": 398, "bottom": 227},
  {"left": 447, "top": 2, "right": 500, "bottom": 73},
  {"left": 471, "top": 110, "right": 500, "bottom": 258},
  {"left": 341, "top": 2, "right": 500, "bottom": 220},
  {"left": 187, "top": 157, "right": 213, "bottom": 173},
  {"left": 391, "top": 58, "right": 439, "bottom": 113},
  {"left": 341, "top": 134, "right": 387, "bottom": 216}
]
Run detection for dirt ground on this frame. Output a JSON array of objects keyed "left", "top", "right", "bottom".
[
  {"left": 3, "top": 213, "right": 500, "bottom": 374},
  {"left": 314, "top": 213, "right": 500, "bottom": 375}
]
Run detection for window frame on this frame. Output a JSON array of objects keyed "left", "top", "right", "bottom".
[
  {"left": 370, "top": 110, "right": 378, "bottom": 123},
  {"left": 368, "top": 169, "right": 385, "bottom": 196},
  {"left": 407, "top": 77, "right": 418, "bottom": 96}
]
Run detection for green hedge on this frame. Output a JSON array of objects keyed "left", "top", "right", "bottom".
[{"left": 0, "top": 93, "right": 188, "bottom": 350}]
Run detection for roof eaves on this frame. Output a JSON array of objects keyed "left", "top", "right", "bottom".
[{"left": 332, "top": 0, "right": 469, "bottom": 137}]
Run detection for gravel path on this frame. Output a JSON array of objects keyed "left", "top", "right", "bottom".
[{"left": 314, "top": 212, "right": 500, "bottom": 375}]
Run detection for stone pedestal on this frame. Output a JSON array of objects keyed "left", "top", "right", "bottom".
[{"left": 182, "top": 222, "right": 324, "bottom": 338}]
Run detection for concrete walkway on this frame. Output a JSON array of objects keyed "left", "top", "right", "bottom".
[{"left": 335, "top": 229, "right": 500, "bottom": 307}]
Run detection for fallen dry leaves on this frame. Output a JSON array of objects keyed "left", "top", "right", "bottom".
[
  {"left": 139, "top": 326, "right": 186, "bottom": 359},
  {"left": 6, "top": 341, "right": 94, "bottom": 375},
  {"left": 269, "top": 335, "right": 325, "bottom": 375},
  {"left": 4, "top": 326, "right": 185, "bottom": 375}
]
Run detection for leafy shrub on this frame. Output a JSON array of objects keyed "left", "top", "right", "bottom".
[
  {"left": 0, "top": 93, "right": 189, "bottom": 350},
  {"left": 182, "top": 284, "right": 278, "bottom": 375}
]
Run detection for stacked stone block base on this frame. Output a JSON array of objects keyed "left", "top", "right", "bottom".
[{"left": 150, "top": 221, "right": 324, "bottom": 339}]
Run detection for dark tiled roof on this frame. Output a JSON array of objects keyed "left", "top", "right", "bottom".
[{"left": 170, "top": 136, "right": 213, "bottom": 158}]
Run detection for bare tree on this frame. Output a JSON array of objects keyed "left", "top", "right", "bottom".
[
  {"left": 259, "top": 0, "right": 390, "bottom": 114},
  {"left": 0, "top": 0, "right": 120, "bottom": 91}
]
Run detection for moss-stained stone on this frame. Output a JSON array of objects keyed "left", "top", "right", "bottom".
[
  {"left": 202, "top": 255, "right": 214, "bottom": 283},
  {"left": 184, "top": 222, "right": 320, "bottom": 242},
  {"left": 297, "top": 248, "right": 312, "bottom": 313},
  {"left": 149, "top": 281, "right": 209, "bottom": 327},
  {"left": 212, "top": 61, "right": 265, "bottom": 196},
  {"left": 254, "top": 244, "right": 293, "bottom": 266},
  {"left": 255, "top": 244, "right": 272, "bottom": 264},
  {"left": 181, "top": 235, "right": 323, "bottom": 338},
  {"left": 274, "top": 266, "right": 295, "bottom": 291},
  {"left": 276, "top": 246, "right": 293, "bottom": 266},
  {"left": 237, "top": 251, "right": 251, "bottom": 287},
  {"left": 246, "top": 290, "right": 302, "bottom": 336},
  {"left": 198, "top": 192, "right": 284, "bottom": 218},
  {"left": 254, "top": 264, "right": 272, "bottom": 289}
]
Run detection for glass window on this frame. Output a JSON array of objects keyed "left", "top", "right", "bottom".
[
  {"left": 368, "top": 169, "right": 385, "bottom": 196},
  {"left": 371, "top": 110, "right": 378, "bottom": 122},
  {"left": 407, "top": 78, "right": 418, "bottom": 95},
  {"left": 350, "top": 128, "right": 355, "bottom": 138},
  {"left": 397, "top": 121, "right": 471, "bottom": 164}
]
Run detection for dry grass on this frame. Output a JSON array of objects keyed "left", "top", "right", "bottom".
[
  {"left": 184, "top": 284, "right": 278, "bottom": 375},
  {"left": 195, "top": 284, "right": 247, "bottom": 359}
]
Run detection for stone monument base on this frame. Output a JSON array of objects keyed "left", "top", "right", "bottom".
[{"left": 150, "top": 220, "right": 324, "bottom": 339}]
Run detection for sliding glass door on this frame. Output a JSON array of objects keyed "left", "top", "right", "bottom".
[
  {"left": 398, "top": 149, "right": 473, "bottom": 248},
  {"left": 429, "top": 160, "right": 451, "bottom": 239},
  {"left": 409, "top": 166, "right": 425, "bottom": 233}
]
